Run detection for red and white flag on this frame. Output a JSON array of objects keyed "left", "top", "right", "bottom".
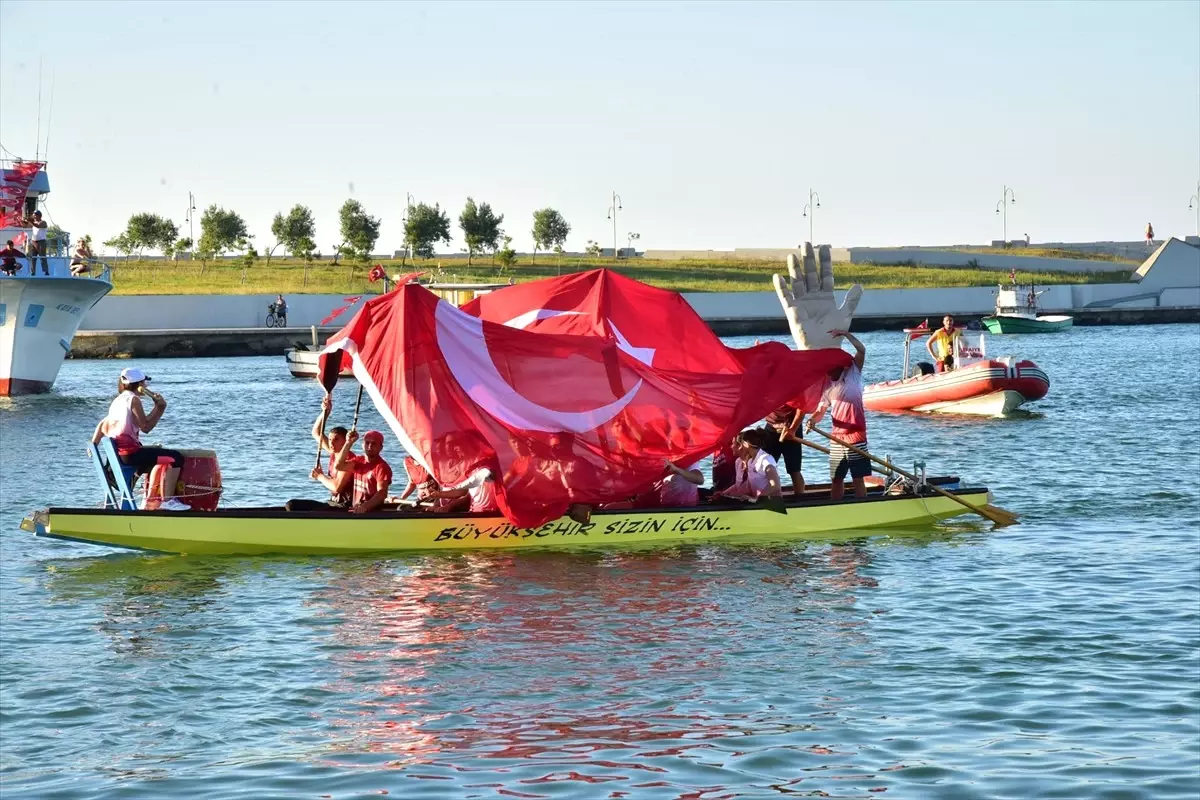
[
  {"left": 0, "top": 161, "right": 44, "bottom": 228},
  {"left": 460, "top": 269, "right": 746, "bottom": 374},
  {"left": 319, "top": 282, "right": 848, "bottom": 527}
]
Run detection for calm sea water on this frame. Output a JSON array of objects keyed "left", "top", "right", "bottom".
[{"left": 1, "top": 325, "right": 1198, "bottom": 800}]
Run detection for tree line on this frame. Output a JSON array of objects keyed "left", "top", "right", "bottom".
[{"left": 103, "top": 198, "right": 574, "bottom": 267}]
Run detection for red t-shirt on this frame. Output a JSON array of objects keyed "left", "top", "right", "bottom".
[
  {"left": 404, "top": 456, "right": 436, "bottom": 500},
  {"left": 345, "top": 455, "right": 393, "bottom": 506}
]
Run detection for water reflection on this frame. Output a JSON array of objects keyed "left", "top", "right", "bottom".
[
  {"left": 42, "top": 554, "right": 232, "bottom": 658},
  {"left": 302, "top": 544, "right": 891, "bottom": 788}
]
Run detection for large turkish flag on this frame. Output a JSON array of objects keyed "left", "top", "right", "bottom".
[{"left": 320, "top": 282, "right": 847, "bottom": 528}]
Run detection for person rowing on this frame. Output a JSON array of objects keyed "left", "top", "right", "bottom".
[
  {"left": 285, "top": 396, "right": 354, "bottom": 512},
  {"left": 714, "top": 428, "right": 783, "bottom": 501},
  {"left": 428, "top": 431, "right": 499, "bottom": 513},
  {"left": 807, "top": 329, "right": 869, "bottom": 500},
  {"left": 332, "top": 430, "right": 393, "bottom": 514},
  {"left": 397, "top": 455, "right": 440, "bottom": 505},
  {"left": 89, "top": 367, "right": 190, "bottom": 511}
]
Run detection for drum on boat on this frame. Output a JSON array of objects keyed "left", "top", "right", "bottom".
[{"left": 144, "top": 449, "right": 223, "bottom": 511}]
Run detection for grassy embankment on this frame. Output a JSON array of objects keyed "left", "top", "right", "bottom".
[
  {"left": 949, "top": 246, "right": 1138, "bottom": 262},
  {"left": 104, "top": 255, "right": 1134, "bottom": 296}
]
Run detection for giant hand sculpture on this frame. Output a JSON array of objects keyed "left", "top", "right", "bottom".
[{"left": 773, "top": 243, "right": 864, "bottom": 351}]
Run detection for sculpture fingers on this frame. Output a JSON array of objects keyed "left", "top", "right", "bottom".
[
  {"left": 785, "top": 252, "right": 805, "bottom": 295},
  {"left": 838, "top": 283, "right": 865, "bottom": 318},
  {"left": 802, "top": 243, "right": 820, "bottom": 294},
  {"left": 818, "top": 245, "right": 835, "bottom": 293},
  {"left": 772, "top": 272, "right": 796, "bottom": 307}
]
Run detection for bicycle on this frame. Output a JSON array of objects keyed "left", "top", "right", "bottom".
[{"left": 265, "top": 303, "right": 288, "bottom": 328}]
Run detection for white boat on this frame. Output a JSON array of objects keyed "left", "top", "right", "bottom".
[
  {"left": 1, "top": 161, "right": 113, "bottom": 395},
  {"left": 283, "top": 282, "right": 508, "bottom": 380}
]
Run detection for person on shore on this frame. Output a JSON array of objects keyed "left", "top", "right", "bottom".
[
  {"left": 286, "top": 397, "right": 354, "bottom": 512},
  {"left": 808, "top": 330, "right": 870, "bottom": 501},
  {"left": 715, "top": 429, "right": 783, "bottom": 502},
  {"left": 1145, "top": 222, "right": 1155, "bottom": 247},
  {"left": 0, "top": 240, "right": 26, "bottom": 276},
  {"left": 89, "top": 367, "right": 190, "bottom": 511},
  {"left": 70, "top": 236, "right": 94, "bottom": 276},
  {"left": 925, "top": 315, "right": 961, "bottom": 372},
  {"left": 759, "top": 403, "right": 806, "bottom": 495},
  {"left": 273, "top": 294, "right": 288, "bottom": 324},
  {"left": 24, "top": 211, "right": 48, "bottom": 275},
  {"left": 330, "top": 430, "right": 393, "bottom": 514}
]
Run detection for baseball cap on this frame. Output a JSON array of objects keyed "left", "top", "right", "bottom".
[
  {"left": 120, "top": 367, "right": 151, "bottom": 383},
  {"left": 363, "top": 430, "right": 385, "bottom": 445}
]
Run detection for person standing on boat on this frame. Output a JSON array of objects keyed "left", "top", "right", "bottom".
[
  {"left": 333, "top": 430, "right": 393, "bottom": 514},
  {"left": 1145, "top": 222, "right": 1155, "bottom": 247},
  {"left": 759, "top": 404, "right": 806, "bottom": 496},
  {"left": 808, "top": 330, "right": 870, "bottom": 501},
  {"left": 89, "top": 368, "right": 190, "bottom": 511},
  {"left": 925, "top": 315, "right": 962, "bottom": 373},
  {"left": 23, "top": 210, "right": 49, "bottom": 275}
]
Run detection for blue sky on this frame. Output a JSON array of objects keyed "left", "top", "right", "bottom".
[{"left": 1, "top": 0, "right": 1197, "bottom": 254}]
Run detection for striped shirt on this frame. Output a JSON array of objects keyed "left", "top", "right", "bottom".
[{"left": 819, "top": 364, "right": 867, "bottom": 444}]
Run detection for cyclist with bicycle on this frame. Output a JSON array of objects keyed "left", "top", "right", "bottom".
[{"left": 267, "top": 294, "right": 288, "bottom": 327}]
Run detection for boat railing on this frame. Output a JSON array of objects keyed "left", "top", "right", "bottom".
[{"left": 0, "top": 255, "right": 113, "bottom": 283}]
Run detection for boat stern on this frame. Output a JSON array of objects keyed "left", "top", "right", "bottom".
[{"left": 20, "top": 508, "right": 49, "bottom": 536}]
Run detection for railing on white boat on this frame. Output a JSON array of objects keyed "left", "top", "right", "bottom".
[{"left": 0, "top": 255, "right": 112, "bottom": 283}]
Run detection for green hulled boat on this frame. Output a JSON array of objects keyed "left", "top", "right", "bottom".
[{"left": 981, "top": 284, "right": 1073, "bottom": 334}]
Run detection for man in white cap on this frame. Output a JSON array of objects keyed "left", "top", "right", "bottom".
[{"left": 90, "top": 367, "right": 190, "bottom": 511}]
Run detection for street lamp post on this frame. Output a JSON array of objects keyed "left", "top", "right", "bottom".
[
  {"left": 402, "top": 192, "right": 415, "bottom": 265},
  {"left": 995, "top": 185, "right": 1016, "bottom": 246},
  {"left": 185, "top": 191, "right": 196, "bottom": 258},
  {"left": 1188, "top": 180, "right": 1200, "bottom": 237},
  {"left": 801, "top": 189, "right": 821, "bottom": 245},
  {"left": 606, "top": 191, "right": 623, "bottom": 259}
]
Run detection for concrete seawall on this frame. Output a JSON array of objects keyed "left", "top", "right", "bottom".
[
  {"left": 67, "top": 307, "right": 1199, "bottom": 360},
  {"left": 64, "top": 238, "right": 1200, "bottom": 359}
]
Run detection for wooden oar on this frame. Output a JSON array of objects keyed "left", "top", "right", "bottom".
[
  {"left": 349, "top": 385, "right": 364, "bottom": 433},
  {"left": 809, "top": 427, "right": 1019, "bottom": 527},
  {"left": 314, "top": 398, "right": 330, "bottom": 471}
]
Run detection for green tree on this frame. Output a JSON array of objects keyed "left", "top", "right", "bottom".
[
  {"left": 170, "top": 237, "right": 193, "bottom": 261},
  {"left": 269, "top": 204, "right": 317, "bottom": 263},
  {"left": 495, "top": 234, "right": 516, "bottom": 272},
  {"left": 197, "top": 205, "right": 251, "bottom": 261},
  {"left": 585, "top": 239, "right": 602, "bottom": 257},
  {"left": 458, "top": 197, "right": 504, "bottom": 266},
  {"left": 531, "top": 208, "right": 570, "bottom": 263},
  {"left": 103, "top": 232, "right": 135, "bottom": 258},
  {"left": 338, "top": 199, "right": 381, "bottom": 264},
  {"left": 404, "top": 202, "right": 452, "bottom": 260},
  {"left": 109, "top": 212, "right": 179, "bottom": 256}
]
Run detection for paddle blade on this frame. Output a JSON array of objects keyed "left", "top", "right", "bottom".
[
  {"left": 757, "top": 496, "right": 789, "bottom": 515},
  {"left": 982, "top": 504, "right": 1020, "bottom": 527}
]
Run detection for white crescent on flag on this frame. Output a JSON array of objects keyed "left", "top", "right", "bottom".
[{"left": 437, "top": 301, "right": 641, "bottom": 433}]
